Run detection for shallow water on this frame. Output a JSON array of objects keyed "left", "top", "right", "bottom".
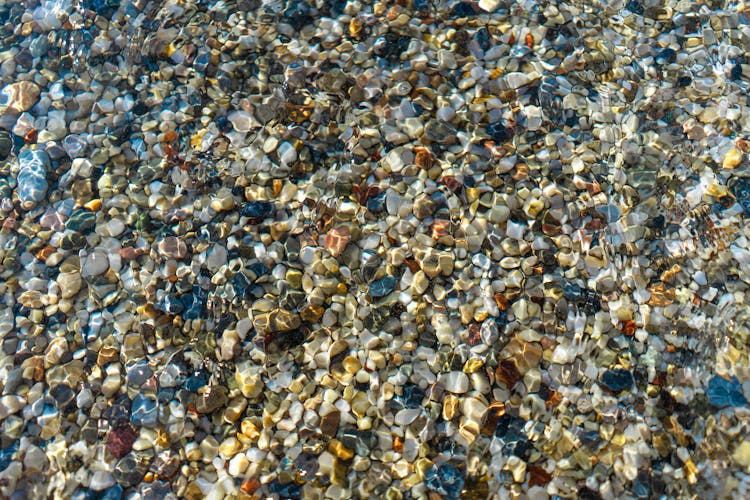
[{"left": 0, "top": 0, "right": 750, "bottom": 499}]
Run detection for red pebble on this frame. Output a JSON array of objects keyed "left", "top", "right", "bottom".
[{"left": 107, "top": 425, "right": 137, "bottom": 458}]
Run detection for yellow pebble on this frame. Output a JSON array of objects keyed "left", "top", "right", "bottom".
[
  {"left": 84, "top": 199, "right": 102, "bottom": 211},
  {"left": 723, "top": 148, "right": 743, "bottom": 169},
  {"left": 732, "top": 440, "right": 750, "bottom": 467},
  {"left": 190, "top": 130, "right": 206, "bottom": 149},
  {"left": 328, "top": 439, "right": 354, "bottom": 461}
]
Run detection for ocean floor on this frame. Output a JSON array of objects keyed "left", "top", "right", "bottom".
[{"left": 1, "top": 0, "right": 750, "bottom": 499}]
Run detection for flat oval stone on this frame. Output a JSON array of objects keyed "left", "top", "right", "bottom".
[
  {"left": 17, "top": 148, "right": 50, "bottom": 205},
  {"left": 66, "top": 209, "right": 97, "bottom": 233},
  {"left": 82, "top": 250, "right": 110, "bottom": 277},
  {"left": 1, "top": 81, "right": 40, "bottom": 114}
]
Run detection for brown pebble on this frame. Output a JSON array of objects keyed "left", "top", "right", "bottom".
[
  {"left": 320, "top": 410, "right": 341, "bottom": 437},
  {"left": 324, "top": 226, "right": 350, "bottom": 257}
]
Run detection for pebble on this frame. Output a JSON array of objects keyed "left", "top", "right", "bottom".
[
  {"left": 0, "top": 81, "right": 40, "bottom": 114},
  {"left": 325, "top": 226, "right": 350, "bottom": 258},
  {"left": 81, "top": 250, "right": 110, "bottom": 277},
  {"left": 440, "top": 372, "right": 470, "bottom": 394},
  {"left": 706, "top": 376, "right": 748, "bottom": 408},
  {"left": 57, "top": 271, "right": 82, "bottom": 299},
  {"left": 600, "top": 369, "right": 634, "bottom": 393},
  {"left": 724, "top": 148, "right": 743, "bottom": 169},
  {"left": 16, "top": 148, "right": 50, "bottom": 206},
  {"left": 158, "top": 236, "right": 188, "bottom": 259}
]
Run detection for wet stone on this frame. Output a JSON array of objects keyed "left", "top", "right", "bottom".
[
  {"left": 60, "top": 231, "right": 87, "bottom": 251},
  {"left": 0, "top": 81, "right": 40, "bottom": 114},
  {"left": 16, "top": 148, "right": 50, "bottom": 205},
  {"left": 107, "top": 426, "right": 137, "bottom": 459},
  {"left": 600, "top": 369, "right": 634, "bottom": 393},
  {"left": 113, "top": 453, "right": 149, "bottom": 488},
  {"left": 130, "top": 394, "right": 158, "bottom": 428},
  {"left": 0, "top": 131, "right": 11, "bottom": 160},
  {"left": 157, "top": 236, "right": 187, "bottom": 259},
  {"left": 706, "top": 376, "right": 748, "bottom": 408},
  {"left": 0, "top": 1, "right": 747, "bottom": 498},
  {"left": 241, "top": 201, "right": 275, "bottom": 220},
  {"left": 320, "top": 410, "right": 341, "bottom": 438},
  {"left": 338, "top": 428, "right": 377, "bottom": 457},
  {"left": 369, "top": 275, "right": 397, "bottom": 298},
  {"left": 486, "top": 121, "right": 514, "bottom": 143},
  {"left": 66, "top": 210, "right": 97, "bottom": 233},
  {"left": 126, "top": 361, "right": 153, "bottom": 387},
  {"left": 196, "top": 386, "right": 228, "bottom": 414},
  {"left": 392, "top": 383, "right": 425, "bottom": 410},
  {"left": 426, "top": 463, "right": 465, "bottom": 499}
]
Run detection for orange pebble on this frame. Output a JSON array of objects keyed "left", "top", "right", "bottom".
[
  {"left": 84, "top": 199, "right": 102, "bottom": 211},
  {"left": 241, "top": 478, "right": 261, "bottom": 494},
  {"left": 392, "top": 434, "right": 404, "bottom": 452},
  {"left": 494, "top": 292, "right": 509, "bottom": 311},
  {"left": 621, "top": 320, "right": 636, "bottom": 336},
  {"left": 431, "top": 219, "right": 451, "bottom": 239},
  {"left": 24, "top": 128, "right": 38, "bottom": 143},
  {"left": 163, "top": 129, "right": 178, "bottom": 142}
]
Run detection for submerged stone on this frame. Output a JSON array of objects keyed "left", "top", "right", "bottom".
[
  {"left": 600, "top": 369, "right": 634, "bottom": 392},
  {"left": 369, "top": 276, "right": 397, "bottom": 297},
  {"left": 706, "top": 376, "right": 748, "bottom": 408},
  {"left": 17, "top": 148, "right": 49, "bottom": 206}
]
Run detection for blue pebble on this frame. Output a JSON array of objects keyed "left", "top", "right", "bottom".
[
  {"left": 731, "top": 62, "right": 743, "bottom": 81},
  {"left": 600, "top": 369, "right": 633, "bottom": 392},
  {"left": 494, "top": 414, "right": 526, "bottom": 441},
  {"left": 183, "top": 370, "right": 208, "bottom": 392},
  {"left": 130, "top": 394, "right": 158, "bottom": 428},
  {"left": 156, "top": 294, "right": 184, "bottom": 315},
  {"left": 732, "top": 179, "right": 750, "bottom": 216},
  {"left": 452, "top": 1, "right": 477, "bottom": 17},
  {"left": 486, "top": 121, "right": 513, "bottom": 142},
  {"left": 625, "top": 1, "right": 644, "bottom": 14},
  {"left": 369, "top": 276, "right": 397, "bottom": 297},
  {"left": 394, "top": 383, "right": 425, "bottom": 409},
  {"left": 181, "top": 286, "right": 208, "bottom": 320},
  {"left": 0, "top": 442, "right": 17, "bottom": 472},
  {"left": 282, "top": 1, "right": 312, "bottom": 31},
  {"left": 366, "top": 191, "right": 387, "bottom": 213},
  {"left": 100, "top": 483, "right": 123, "bottom": 500},
  {"left": 494, "top": 309, "right": 508, "bottom": 332},
  {"left": 16, "top": 149, "right": 50, "bottom": 205},
  {"left": 269, "top": 480, "right": 301, "bottom": 498},
  {"left": 413, "top": 0, "right": 430, "bottom": 15},
  {"left": 157, "top": 387, "right": 177, "bottom": 405},
  {"left": 126, "top": 360, "right": 153, "bottom": 387},
  {"left": 241, "top": 201, "right": 275, "bottom": 219},
  {"left": 232, "top": 272, "right": 252, "bottom": 296},
  {"left": 246, "top": 261, "right": 269, "bottom": 280},
  {"left": 426, "top": 463, "right": 465, "bottom": 500},
  {"left": 707, "top": 375, "right": 748, "bottom": 408},
  {"left": 655, "top": 48, "right": 676, "bottom": 65}
]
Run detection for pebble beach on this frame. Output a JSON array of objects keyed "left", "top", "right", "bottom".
[{"left": 1, "top": 0, "right": 750, "bottom": 498}]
